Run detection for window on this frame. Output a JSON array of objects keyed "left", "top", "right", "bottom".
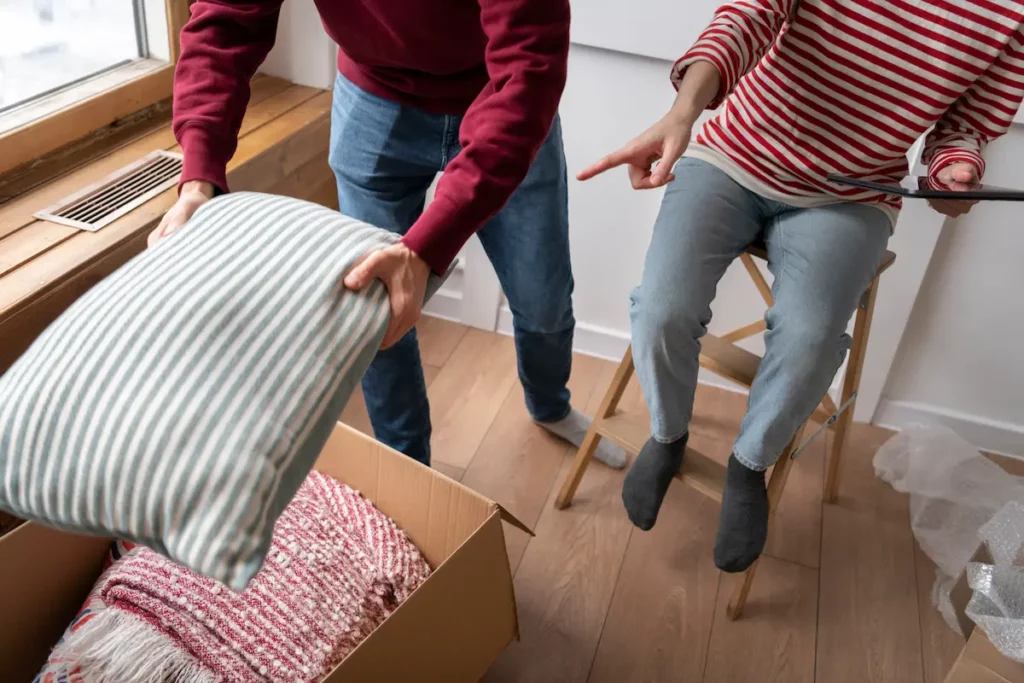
[
  {"left": 0, "top": 0, "right": 188, "bottom": 178},
  {"left": 0, "top": 1, "right": 147, "bottom": 114}
]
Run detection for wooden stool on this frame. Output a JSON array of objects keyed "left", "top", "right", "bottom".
[{"left": 554, "top": 242, "right": 896, "bottom": 620}]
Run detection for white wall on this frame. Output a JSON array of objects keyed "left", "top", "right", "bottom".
[
  {"left": 876, "top": 130, "right": 1024, "bottom": 458},
  {"left": 260, "top": 0, "right": 336, "bottom": 90}
]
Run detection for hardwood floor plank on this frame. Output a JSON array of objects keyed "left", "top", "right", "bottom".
[
  {"left": 503, "top": 523, "right": 532, "bottom": 577},
  {"left": 499, "top": 355, "right": 618, "bottom": 575},
  {"left": 986, "top": 451, "right": 1024, "bottom": 477},
  {"left": 817, "top": 422, "right": 924, "bottom": 683},
  {"left": 339, "top": 342, "right": 934, "bottom": 683},
  {"left": 484, "top": 367, "right": 633, "bottom": 683},
  {"left": 703, "top": 556, "right": 818, "bottom": 683},
  {"left": 462, "top": 354, "right": 613, "bottom": 569},
  {"left": 588, "top": 484, "right": 721, "bottom": 683},
  {"left": 828, "top": 423, "right": 903, "bottom": 521},
  {"left": 817, "top": 502, "right": 923, "bottom": 683},
  {"left": 428, "top": 330, "right": 519, "bottom": 469},
  {"left": 423, "top": 362, "right": 441, "bottom": 387},
  {"left": 764, "top": 431, "right": 825, "bottom": 569},
  {"left": 417, "top": 315, "right": 468, "bottom": 367},
  {"left": 915, "top": 542, "right": 964, "bottom": 683}
]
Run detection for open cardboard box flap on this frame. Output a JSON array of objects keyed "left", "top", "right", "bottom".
[
  {"left": 0, "top": 423, "right": 524, "bottom": 682},
  {"left": 944, "top": 542, "right": 1024, "bottom": 683}
]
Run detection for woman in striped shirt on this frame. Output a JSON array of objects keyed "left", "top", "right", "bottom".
[{"left": 580, "top": 0, "right": 1024, "bottom": 572}]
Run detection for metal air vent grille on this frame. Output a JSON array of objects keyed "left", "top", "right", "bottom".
[{"left": 34, "top": 150, "right": 183, "bottom": 232}]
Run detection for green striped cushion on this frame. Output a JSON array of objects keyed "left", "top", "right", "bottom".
[{"left": 0, "top": 192, "right": 447, "bottom": 589}]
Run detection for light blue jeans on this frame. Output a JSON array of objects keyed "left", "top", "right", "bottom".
[
  {"left": 630, "top": 158, "right": 891, "bottom": 471},
  {"left": 328, "top": 74, "right": 575, "bottom": 465}
]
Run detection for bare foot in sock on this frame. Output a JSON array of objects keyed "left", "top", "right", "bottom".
[
  {"left": 714, "top": 454, "right": 769, "bottom": 572},
  {"left": 621, "top": 434, "right": 688, "bottom": 530},
  {"left": 536, "top": 408, "right": 627, "bottom": 469}
]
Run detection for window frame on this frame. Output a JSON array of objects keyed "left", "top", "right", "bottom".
[{"left": 0, "top": 0, "right": 193, "bottom": 177}]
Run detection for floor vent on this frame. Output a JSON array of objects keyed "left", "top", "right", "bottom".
[{"left": 34, "top": 150, "right": 183, "bottom": 232}]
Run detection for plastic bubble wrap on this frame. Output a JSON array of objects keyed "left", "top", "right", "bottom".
[
  {"left": 966, "top": 501, "right": 1024, "bottom": 662},
  {"left": 874, "top": 425, "right": 1024, "bottom": 646}
]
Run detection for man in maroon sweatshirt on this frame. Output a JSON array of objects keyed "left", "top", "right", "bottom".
[{"left": 149, "top": 0, "right": 627, "bottom": 469}]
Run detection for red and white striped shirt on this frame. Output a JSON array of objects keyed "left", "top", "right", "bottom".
[{"left": 675, "top": 0, "right": 1024, "bottom": 222}]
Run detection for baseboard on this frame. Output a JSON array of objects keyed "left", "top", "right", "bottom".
[
  {"left": 422, "top": 290, "right": 462, "bottom": 323},
  {"left": 875, "top": 399, "right": 1024, "bottom": 460},
  {"left": 494, "top": 307, "right": 840, "bottom": 400}
]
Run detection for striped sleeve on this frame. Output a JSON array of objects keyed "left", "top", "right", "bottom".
[
  {"left": 924, "top": 30, "right": 1024, "bottom": 181},
  {"left": 671, "top": 0, "right": 798, "bottom": 108}
]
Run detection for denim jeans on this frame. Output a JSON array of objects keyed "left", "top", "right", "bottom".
[
  {"left": 328, "top": 74, "right": 575, "bottom": 465},
  {"left": 630, "top": 158, "right": 891, "bottom": 471}
]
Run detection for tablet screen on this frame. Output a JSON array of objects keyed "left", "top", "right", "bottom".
[{"left": 826, "top": 174, "right": 1024, "bottom": 200}]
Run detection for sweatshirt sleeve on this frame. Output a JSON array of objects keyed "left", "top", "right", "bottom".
[
  {"left": 671, "top": 0, "right": 797, "bottom": 108},
  {"left": 400, "top": 0, "right": 570, "bottom": 273},
  {"left": 923, "top": 31, "right": 1024, "bottom": 181},
  {"left": 173, "top": 1, "right": 284, "bottom": 193}
]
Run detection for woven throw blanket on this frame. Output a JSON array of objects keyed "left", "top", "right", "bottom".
[
  {"left": 35, "top": 540, "right": 138, "bottom": 683},
  {"left": 45, "top": 472, "right": 431, "bottom": 683}
]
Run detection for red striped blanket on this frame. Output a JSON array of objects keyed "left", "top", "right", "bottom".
[{"left": 38, "top": 472, "right": 430, "bottom": 682}]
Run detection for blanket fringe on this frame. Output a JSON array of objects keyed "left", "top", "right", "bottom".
[{"left": 52, "top": 610, "right": 217, "bottom": 683}]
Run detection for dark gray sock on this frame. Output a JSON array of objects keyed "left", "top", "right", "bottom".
[
  {"left": 714, "top": 454, "right": 769, "bottom": 572},
  {"left": 621, "top": 433, "right": 688, "bottom": 531}
]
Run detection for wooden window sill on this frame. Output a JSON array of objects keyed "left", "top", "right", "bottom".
[
  {"left": 0, "top": 75, "right": 337, "bottom": 374},
  {"left": 0, "top": 59, "right": 168, "bottom": 137}
]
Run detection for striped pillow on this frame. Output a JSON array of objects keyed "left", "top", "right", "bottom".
[{"left": 0, "top": 192, "right": 447, "bottom": 589}]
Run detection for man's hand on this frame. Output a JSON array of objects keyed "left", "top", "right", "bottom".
[
  {"left": 148, "top": 180, "right": 216, "bottom": 247},
  {"left": 344, "top": 243, "right": 432, "bottom": 349},
  {"left": 929, "top": 161, "right": 980, "bottom": 218},
  {"left": 577, "top": 111, "right": 694, "bottom": 189}
]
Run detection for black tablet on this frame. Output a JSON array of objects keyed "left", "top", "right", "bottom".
[{"left": 826, "top": 174, "right": 1024, "bottom": 201}]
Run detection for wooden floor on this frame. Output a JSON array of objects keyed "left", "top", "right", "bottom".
[{"left": 341, "top": 318, "right": 973, "bottom": 683}]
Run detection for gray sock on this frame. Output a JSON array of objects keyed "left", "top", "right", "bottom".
[
  {"left": 536, "top": 408, "right": 627, "bottom": 469},
  {"left": 713, "top": 454, "right": 769, "bottom": 572},
  {"left": 621, "top": 434, "right": 688, "bottom": 531}
]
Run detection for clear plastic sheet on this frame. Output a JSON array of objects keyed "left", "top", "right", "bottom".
[
  {"left": 966, "top": 502, "right": 1024, "bottom": 662},
  {"left": 873, "top": 425, "right": 1024, "bottom": 655}
]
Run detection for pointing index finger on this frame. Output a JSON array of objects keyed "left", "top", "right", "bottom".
[{"left": 577, "top": 147, "right": 633, "bottom": 181}]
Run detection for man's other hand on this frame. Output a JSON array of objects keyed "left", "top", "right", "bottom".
[{"left": 344, "top": 243, "right": 431, "bottom": 349}]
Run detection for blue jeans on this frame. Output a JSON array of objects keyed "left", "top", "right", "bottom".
[
  {"left": 630, "top": 158, "right": 891, "bottom": 471},
  {"left": 328, "top": 75, "right": 574, "bottom": 465}
]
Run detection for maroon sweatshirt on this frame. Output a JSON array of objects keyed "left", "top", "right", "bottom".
[{"left": 173, "top": 0, "right": 571, "bottom": 273}]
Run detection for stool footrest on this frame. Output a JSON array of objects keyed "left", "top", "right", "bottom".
[
  {"left": 595, "top": 412, "right": 725, "bottom": 502},
  {"left": 699, "top": 334, "right": 760, "bottom": 388}
]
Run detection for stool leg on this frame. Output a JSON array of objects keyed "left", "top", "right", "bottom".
[
  {"left": 726, "top": 423, "right": 805, "bottom": 620},
  {"left": 726, "top": 558, "right": 761, "bottom": 620},
  {"left": 555, "top": 347, "right": 635, "bottom": 510},
  {"left": 823, "top": 278, "right": 880, "bottom": 504},
  {"left": 740, "top": 253, "right": 774, "bottom": 307}
]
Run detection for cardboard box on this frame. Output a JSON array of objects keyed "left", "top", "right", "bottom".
[
  {"left": 0, "top": 423, "right": 531, "bottom": 682},
  {"left": 944, "top": 543, "right": 1024, "bottom": 683}
]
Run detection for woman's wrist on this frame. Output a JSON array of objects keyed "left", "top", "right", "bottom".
[
  {"left": 670, "top": 60, "right": 721, "bottom": 126},
  {"left": 667, "top": 100, "right": 702, "bottom": 128}
]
